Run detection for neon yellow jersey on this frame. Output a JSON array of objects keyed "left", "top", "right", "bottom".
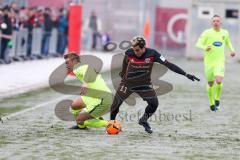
[
  {"left": 73, "top": 64, "right": 111, "bottom": 98},
  {"left": 196, "top": 28, "right": 235, "bottom": 65}
]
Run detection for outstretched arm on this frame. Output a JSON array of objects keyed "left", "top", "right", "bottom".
[
  {"left": 154, "top": 49, "right": 200, "bottom": 82},
  {"left": 164, "top": 61, "right": 200, "bottom": 81}
]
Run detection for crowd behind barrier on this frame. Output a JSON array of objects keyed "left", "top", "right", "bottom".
[
  {"left": 0, "top": 2, "right": 114, "bottom": 65},
  {"left": 0, "top": 2, "right": 68, "bottom": 64}
]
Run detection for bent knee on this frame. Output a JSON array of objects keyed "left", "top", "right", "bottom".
[
  {"left": 71, "top": 104, "right": 80, "bottom": 110},
  {"left": 216, "top": 79, "right": 222, "bottom": 84},
  {"left": 71, "top": 100, "right": 85, "bottom": 110},
  {"left": 215, "top": 76, "right": 223, "bottom": 84}
]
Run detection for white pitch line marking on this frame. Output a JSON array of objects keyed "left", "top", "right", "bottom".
[{"left": 0, "top": 95, "right": 72, "bottom": 122}]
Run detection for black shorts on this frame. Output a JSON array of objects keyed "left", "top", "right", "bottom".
[{"left": 116, "top": 82, "right": 156, "bottom": 101}]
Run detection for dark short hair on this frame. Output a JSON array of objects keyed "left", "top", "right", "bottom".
[
  {"left": 212, "top": 15, "right": 221, "bottom": 18},
  {"left": 131, "top": 36, "right": 146, "bottom": 49},
  {"left": 64, "top": 52, "right": 80, "bottom": 62}
]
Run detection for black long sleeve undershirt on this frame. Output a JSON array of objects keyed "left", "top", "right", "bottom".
[
  {"left": 164, "top": 61, "right": 186, "bottom": 76},
  {"left": 119, "top": 55, "right": 128, "bottom": 78}
]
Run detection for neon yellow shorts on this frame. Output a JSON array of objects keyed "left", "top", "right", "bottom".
[
  {"left": 204, "top": 63, "right": 225, "bottom": 81},
  {"left": 82, "top": 94, "right": 113, "bottom": 118}
]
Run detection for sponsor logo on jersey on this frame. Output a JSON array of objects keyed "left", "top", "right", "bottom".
[
  {"left": 128, "top": 56, "right": 154, "bottom": 64},
  {"left": 213, "top": 41, "right": 222, "bottom": 47}
]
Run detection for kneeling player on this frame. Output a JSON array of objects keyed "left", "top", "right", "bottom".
[{"left": 64, "top": 52, "right": 113, "bottom": 129}]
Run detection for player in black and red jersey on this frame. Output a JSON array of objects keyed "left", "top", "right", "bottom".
[{"left": 110, "top": 36, "right": 200, "bottom": 134}]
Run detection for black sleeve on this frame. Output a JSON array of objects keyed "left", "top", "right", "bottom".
[
  {"left": 164, "top": 61, "right": 186, "bottom": 76},
  {"left": 153, "top": 49, "right": 167, "bottom": 64},
  {"left": 153, "top": 49, "right": 186, "bottom": 76},
  {"left": 119, "top": 54, "right": 128, "bottom": 78}
]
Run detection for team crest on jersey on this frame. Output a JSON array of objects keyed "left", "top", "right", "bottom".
[
  {"left": 145, "top": 58, "right": 151, "bottom": 63},
  {"left": 222, "top": 36, "right": 225, "bottom": 40}
]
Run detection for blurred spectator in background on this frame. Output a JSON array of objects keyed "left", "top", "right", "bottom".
[
  {"left": 35, "top": 8, "right": 44, "bottom": 27},
  {"left": 87, "top": 11, "right": 102, "bottom": 50},
  {"left": 18, "top": 7, "right": 28, "bottom": 58},
  {"left": 0, "top": 9, "right": 3, "bottom": 24},
  {"left": 25, "top": 8, "right": 35, "bottom": 58},
  {"left": 56, "top": 8, "right": 68, "bottom": 55},
  {"left": 101, "top": 32, "right": 111, "bottom": 51},
  {"left": 41, "top": 7, "right": 53, "bottom": 56},
  {"left": 10, "top": 2, "right": 18, "bottom": 13},
  {"left": 10, "top": 2, "right": 20, "bottom": 31},
  {"left": 0, "top": 2, "right": 71, "bottom": 63},
  {"left": 0, "top": 6, "right": 13, "bottom": 64},
  {"left": 19, "top": 7, "right": 28, "bottom": 25}
]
